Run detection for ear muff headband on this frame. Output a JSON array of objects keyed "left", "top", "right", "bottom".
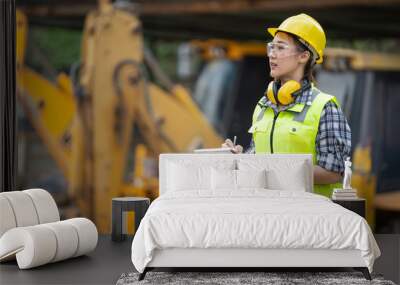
[
  {"left": 273, "top": 81, "right": 281, "bottom": 104},
  {"left": 266, "top": 81, "right": 277, "bottom": 105}
]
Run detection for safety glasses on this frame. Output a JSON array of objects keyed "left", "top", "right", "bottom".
[{"left": 266, "top": 42, "right": 300, "bottom": 58}]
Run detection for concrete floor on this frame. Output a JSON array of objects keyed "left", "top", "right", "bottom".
[
  {"left": 0, "top": 235, "right": 399, "bottom": 285},
  {"left": 0, "top": 236, "right": 135, "bottom": 285}
]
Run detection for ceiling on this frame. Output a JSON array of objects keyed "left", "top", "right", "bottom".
[{"left": 17, "top": 0, "right": 400, "bottom": 40}]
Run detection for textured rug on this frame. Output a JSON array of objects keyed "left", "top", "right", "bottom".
[{"left": 116, "top": 271, "right": 396, "bottom": 285}]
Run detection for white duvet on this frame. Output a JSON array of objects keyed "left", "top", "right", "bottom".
[{"left": 131, "top": 190, "right": 380, "bottom": 273}]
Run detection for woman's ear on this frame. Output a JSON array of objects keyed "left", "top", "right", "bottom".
[{"left": 299, "top": 51, "right": 311, "bottom": 64}]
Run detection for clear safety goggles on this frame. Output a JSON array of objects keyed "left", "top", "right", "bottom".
[{"left": 266, "top": 42, "right": 299, "bottom": 58}]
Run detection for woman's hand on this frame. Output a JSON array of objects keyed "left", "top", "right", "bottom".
[{"left": 222, "top": 139, "right": 243, "bottom": 154}]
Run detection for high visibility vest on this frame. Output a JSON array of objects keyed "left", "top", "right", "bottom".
[{"left": 248, "top": 87, "right": 342, "bottom": 197}]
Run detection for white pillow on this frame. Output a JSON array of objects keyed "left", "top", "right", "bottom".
[
  {"left": 236, "top": 169, "right": 267, "bottom": 189},
  {"left": 167, "top": 162, "right": 211, "bottom": 191},
  {"left": 211, "top": 168, "right": 268, "bottom": 190},
  {"left": 167, "top": 159, "right": 236, "bottom": 192},
  {"left": 238, "top": 159, "right": 308, "bottom": 191},
  {"left": 266, "top": 165, "right": 307, "bottom": 191},
  {"left": 211, "top": 168, "right": 236, "bottom": 190}
]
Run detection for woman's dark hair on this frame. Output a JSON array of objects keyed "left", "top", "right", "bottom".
[{"left": 291, "top": 35, "right": 316, "bottom": 83}]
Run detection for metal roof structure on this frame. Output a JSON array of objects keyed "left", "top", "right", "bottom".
[{"left": 17, "top": 0, "right": 400, "bottom": 40}]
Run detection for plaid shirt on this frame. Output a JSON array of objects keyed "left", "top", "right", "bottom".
[{"left": 245, "top": 87, "right": 351, "bottom": 174}]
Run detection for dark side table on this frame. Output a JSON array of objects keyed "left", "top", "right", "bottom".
[
  {"left": 112, "top": 197, "right": 150, "bottom": 242},
  {"left": 332, "top": 198, "right": 366, "bottom": 218}
]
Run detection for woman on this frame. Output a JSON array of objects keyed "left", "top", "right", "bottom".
[{"left": 222, "top": 14, "right": 351, "bottom": 197}]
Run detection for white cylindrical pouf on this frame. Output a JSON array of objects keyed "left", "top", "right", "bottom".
[
  {"left": 0, "top": 195, "right": 17, "bottom": 237},
  {"left": 42, "top": 221, "right": 79, "bottom": 262},
  {"left": 0, "top": 226, "right": 57, "bottom": 269},
  {"left": 65, "top": 218, "right": 98, "bottom": 257},
  {"left": 23, "top": 189, "right": 60, "bottom": 224},
  {"left": 1, "top": 192, "right": 39, "bottom": 227}
]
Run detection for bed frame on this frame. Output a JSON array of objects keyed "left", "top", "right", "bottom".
[
  {"left": 141, "top": 248, "right": 371, "bottom": 280},
  {"left": 138, "top": 154, "right": 371, "bottom": 281}
]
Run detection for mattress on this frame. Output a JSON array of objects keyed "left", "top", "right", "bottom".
[{"left": 131, "top": 190, "right": 380, "bottom": 273}]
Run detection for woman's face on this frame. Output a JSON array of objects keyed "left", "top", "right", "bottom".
[{"left": 268, "top": 32, "right": 305, "bottom": 79}]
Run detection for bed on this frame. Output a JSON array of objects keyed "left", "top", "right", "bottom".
[{"left": 131, "top": 153, "right": 381, "bottom": 281}]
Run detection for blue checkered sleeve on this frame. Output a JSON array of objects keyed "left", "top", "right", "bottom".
[{"left": 316, "top": 101, "right": 351, "bottom": 174}]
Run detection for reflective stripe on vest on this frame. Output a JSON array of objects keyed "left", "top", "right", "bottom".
[{"left": 248, "top": 87, "right": 341, "bottom": 197}]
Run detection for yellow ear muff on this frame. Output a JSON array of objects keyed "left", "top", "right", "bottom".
[
  {"left": 277, "top": 80, "right": 301, "bottom": 105},
  {"left": 265, "top": 80, "right": 302, "bottom": 105}
]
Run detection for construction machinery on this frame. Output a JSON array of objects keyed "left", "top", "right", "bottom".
[
  {"left": 16, "top": 3, "right": 223, "bottom": 233},
  {"left": 16, "top": 3, "right": 400, "bottom": 233}
]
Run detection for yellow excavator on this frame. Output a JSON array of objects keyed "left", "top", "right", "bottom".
[
  {"left": 16, "top": 2, "right": 223, "bottom": 233},
  {"left": 17, "top": 2, "right": 400, "bottom": 233}
]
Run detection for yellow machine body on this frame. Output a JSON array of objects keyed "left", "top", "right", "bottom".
[{"left": 16, "top": 5, "right": 223, "bottom": 233}]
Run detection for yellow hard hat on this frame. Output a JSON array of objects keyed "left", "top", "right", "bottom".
[{"left": 267, "top": 13, "right": 326, "bottom": 64}]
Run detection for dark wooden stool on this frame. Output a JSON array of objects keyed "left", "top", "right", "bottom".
[
  {"left": 332, "top": 198, "right": 366, "bottom": 218},
  {"left": 111, "top": 197, "right": 150, "bottom": 242}
]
